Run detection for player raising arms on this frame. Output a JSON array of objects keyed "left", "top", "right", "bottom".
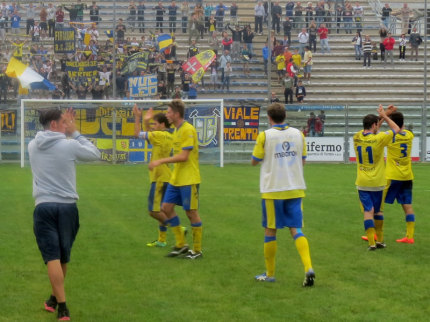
[
  {"left": 149, "top": 99, "right": 203, "bottom": 259},
  {"left": 384, "top": 111, "right": 416, "bottom": 244},
  {"left": 133, "top": 104, "right": 173, "bottom": 247},
  {"left": 251, "top": 103, "right": 315, "bottom": 286},
  {"left": 353, "top": 105, "right": 400, "bottom": 251}
]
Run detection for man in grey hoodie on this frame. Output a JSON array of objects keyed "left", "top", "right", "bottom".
[{"left": 28, "top": 108, "right": 100, "bottom": 321}]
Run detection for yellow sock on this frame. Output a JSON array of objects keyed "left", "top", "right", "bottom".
[
  {"left": 295, "top": 235, "right": 312, "bottom": 273},
  {"left": 374, "top": 215, "right": 384, "bottom": 242},
  {"left": 191, "top": 224, "right": 202, "bottom": 252},
  {"left": 366, "top": 227, "right": 376, "bottom": 246},
  {"left": 406, "top": 214, "right": 415, "bottom": 239},
  {"left": 171, "top": 226, "right": 185, "bottom": 248},
  {"left": 158, "top": 226, "right": 167, "bottom": 243},
  {"left": 264, "top": 237, "right": 277, "bottom": 277}
]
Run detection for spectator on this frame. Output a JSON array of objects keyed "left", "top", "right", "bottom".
[
  {"left": 0, "top": 12, "right": 5, "bottom": 42},
  {"left": 283, "top": 16, "right": 292, "bottom": 45},
  {"left": 241, "top": 44, "right": 250, "bottom": 77},
  {"left": 398, "top": 3, "right": 412, "bottom": 35},
  {"left": 285, "top": 1, "right": 295, "bottom": 18},
  {"left": 10, "top": 10, "right": 21, "bottom": 35},
  {"left": 88, "top": 23, "right": 99, "bottom": 42},
  {"left": 315, "top": 116, "right": 323, "bottom": 136},
  {"left": 383, "top": 32, "right": 395, "bottom": 67},
  {"left": 55, "top": 6, "right": 64, "bottom": 29},
  {"left": 64, "top": 5, "right": 78, "bottom": 24},
  {"left": 294, "top": 2, "right": 304, "bottom": 30},
  {"left": 154, "top": 1, "right": 165, "bottom": 33},
  {"left": 128, "top": 1, "right": 137, "bottom": 32},
  {"left": 270, "top": 91, "right": 280, "bottom": 103},
  {"left": 314, "top": 1, "right": 325, "bottom": 27},
  {"left": 75, "top": 0, "right": 85, "bottom": 23},
  {"left": 137, "top": 1, "right": 145, "bottom": 33},
  {"left": 181, "top": 1, "right": 189, "bottom": 34},
  {"left": 379, "top": 26, "right": 387, "bottom": 62},
  {"left": 181, "top": 72, "right": 191, "bottom": 98},
  {"left": 116, "top": 18, "right": 126, "bottom": 44},
  {"left": 115, "top": 70, "right": 127, "bottom": 98},
  {"left": 318, "top": 23, "right": 330, "bottom": 54},
  {"left": 399, "top": 33, "right": 406, "bottom": 62},
  {"left": 39, "top": 7, "right": 48, "bottom": 40},
  {"left": 254, "top": 1, "right": 265, "bottom": 35},
  {"left": 272, "top": 1, "right": 282, "bottom": 35},
  {"left": 343, "top": 2, "right": 353, "bottom": 34},
  {"left": 362, "top": 34, "right": 372, "bottom": 68},
  {"left": 283, "top": 73, "right": 294, "bottom": 104},
  {"left": 230, "top": 2, "right": 238, "bottom": 25},
  {"left": 298, "top": 27, "right": 309, "bottom": 57},
  {"left": 171, "top": 85, "right": 182, "bottom": 99},
  {"left": 381, "top": 3, "right": 392, "bottom": 30},
  {"left": 47, "top": 3, "right": 55, "bottom": 37},
  {"left": 305, "top": 2, "right": 313, "bottom": 28},
  {"left": 89, "top": 1, "right": 100, "bottom": 25},
  {"left": 219, "top": 50, "right": 231, "bottom": 84},
  {"left": 209, "top": 61, "right": 218, "bottom": 90},
  {"left": 307, "top": 112, "right": 316, "bottom": 136},
  {"left": 0, "top": 3, "right": 9, "bottom": 34},
  {"left": 303, "top": 46, "right": 313, "bottom": 84},
  {"left": 335, "top": 3, "right": 344, "bottom": 34},
  {"left": 188, "top": 13, "right": 200, "bottom": 44},
  {"left": 262, "top": 42, "right": 269, "bottom": 76},
  {"left": 243, "top": 25, "right": 254, "bottom": 57},
  {"left": 187, "top": 39, "right": 199, "bottom": 58},
  {"left": 204, "top": 3, "right": 214, "bottom": 33},
  {"left": 409, "top": 27, "right": 422, "bottom": 62},
  {"left": 352, "top": 1, "right": 363, "bottom": 32},
  {"left": 228, "top": 23, "right": 244, "bottom": 59},
  {"left": 308, "top": 20, "right": 317, "bottom": 53},
  {"left": 318, "top": 110, "right": 325, "bottom": 135},
  {"left": 30, "top": 20, "right": 40, "bottom": 42},
  {"left": 352, "top": 31, "right": 362, "bottom": 60},
  {"left": 168, "top": 1, "right": 178, "bottom": 34},
  {"left": 208, "top": 30, "right": 220, "bottom": 54},
  {"left": 189, "top": 80, "right": 198, "bottom": 99},
  {"left": 296, "top": 80, "right": 306, "bottom": 103},
  {"left": 222, "top": 61, "right": 232, "bottom": 90},
  {"left": 221, "top": 31, "right": 233, "bottom": 52},
  {"left": 215, "top": 2, "right": 227, "bottom": 30},
  {"left": 26, "top": 3, "right": 36, "bottom": 35},
  {"left": 275, "top": 52, "right": 285, "bottom": 82},
  {"left": 0, "top": 66, "right": 10, "bottom": 104}
]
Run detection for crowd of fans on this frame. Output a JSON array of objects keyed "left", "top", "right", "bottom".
[{"left": 0, "top": 1, "right": 425, "bottom": 105}]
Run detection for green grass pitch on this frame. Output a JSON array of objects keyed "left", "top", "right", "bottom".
[{"left": 0, "top": 163, "right": 429, "bottom": 321}]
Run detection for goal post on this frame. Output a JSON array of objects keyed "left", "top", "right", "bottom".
[{"left": 20, "top": 99, "right": 224, "bottom": 168}]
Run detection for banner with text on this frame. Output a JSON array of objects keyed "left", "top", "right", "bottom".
[
  {"left": 306, "top": 137, "right": 344, "bottom": 161},
  {"left": 224, "top": 106, "right": 260, "bottom": 141},
  {"left": 128, "top": 75, "right": 158, "bottom": 98},
  {"left": 1, "top": 110, "right": 17, "bottom": 134},
  {"left": 54, "top": 28, "right": 76, "bottom": 53},
  {"left": 66, "top": 61, "right": 98, "bottom": 83}
]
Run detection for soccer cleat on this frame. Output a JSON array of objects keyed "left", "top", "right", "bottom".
[
  {"left": 146, "top": 240, "right": 167, "bottom": 247},
  {"left": 184, "top": 250, "right": 203, "bottom": 259},
  {"left": 303, "top": 269, "right": 315, "bottom": 287},
  {"left": 255, "top": 272, "right": 276, "bottom": 282},
  {"left": 396, "top": 237, "right": 415, "bottom": 244},
  {"left": 166, "top": 245, "right": 189, "bottom": 257},
  {"left": 57, "top": 308, "right": 70, "bottom": 321},
  {"left": 376, "top": 242, "right": 386, "bottom": 249},
  {"left": 361, "top": 235, "right": 378, "bottom": 242},
  {"left": 368, "top": 245, "right": 377, "bottom": 251},
  {"left": 44, "top": 295, "right": 57, "bottom": 313}
]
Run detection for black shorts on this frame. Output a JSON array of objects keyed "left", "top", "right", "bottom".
[{"left": 33, "top": 203, "right": 80, "bottom": 264}]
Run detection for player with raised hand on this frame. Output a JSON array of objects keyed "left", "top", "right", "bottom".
[
  {"left": 148, "top": 99, "right": 203, "bottom": 259},
  {"left": 353, "top": 105, "right": 400, "bottom": 251},
  {"left": 29, "top": 107, "right": 101, "bottom": 321},
  {"left": 384, "top": 111, "right": 416, "bottom": 244},
  {"left": 133, "top": 104, "right": 173, "bottom": 248}
]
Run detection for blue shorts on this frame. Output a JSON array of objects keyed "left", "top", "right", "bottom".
[
  {"left": 262, "top": 198, "right": 303, "bottom": 229},
  {"left": 385, "top": 180, "right": 413, "bottom": 205},
  {"left": 33, "top": 203, "right": 80, "bottom": 264},
  {"left": 163, "top": 184, "right": 199, "bottom": 211},
  {"left": 358, "top": 190, "right": 383, "bottom": 213},
  {"left": 303, "top": 65, "right": 312, "bottom": 73},
  {"left": 148, "top": 181, "right": 168, "bottom": 212}
]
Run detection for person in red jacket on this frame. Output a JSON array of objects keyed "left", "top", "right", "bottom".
[
  {"left": 221, "top": 31, "right": 233, "bottom": 52},
  {"left": 383, "top": 32, "right": 395, "bottom": 66},
  {"left": 317, "top": 23, "right": 330, "bottom": 54}
]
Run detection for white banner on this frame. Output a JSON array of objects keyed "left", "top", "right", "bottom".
[
  {"left": 306, "top": 137, "right": 344, "bottom": 161},
  {"left": 426, "top": 137, "right": 430, "bottom": 161}
]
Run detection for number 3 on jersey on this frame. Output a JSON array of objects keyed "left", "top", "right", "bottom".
[{"left": 356, "top": 146, "right": 373, "bottom": 164}]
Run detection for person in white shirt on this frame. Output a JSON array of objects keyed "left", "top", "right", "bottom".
[{"left": 298, "top": 27, "right": 309, "bottom": 57}]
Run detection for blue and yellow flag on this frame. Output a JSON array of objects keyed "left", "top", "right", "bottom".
[
  {"left": 105, "top": 30, "right": 114, "bottom": 43},
  {"left": 157, "top": 34, "right": 172, "bottom": 53}
]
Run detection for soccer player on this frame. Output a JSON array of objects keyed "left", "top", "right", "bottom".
[
  {"left": 384, "top": 112, "right": 416, "bottom": 244},
  {"left": 251, "top": 103, "right": 315, "bottom": 286},
  {"left": 28, "top": 108, "right": 101, "bottom": 320},
  {"left": 133, "top": 104, "right": 173, "bottom": 247},
  {"left": 148, "top": 99, "right": 202, "bottom": 259},
  {"left": 353, "top": 105, "right": 400, "bottom": 251}
]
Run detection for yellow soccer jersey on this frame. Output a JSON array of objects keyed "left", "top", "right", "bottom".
[
  {"left": 148, "top": 130, "right": 173, "bottom": 183},
  {"left": 353, "top": 129, "right": 395, "bottom": 188},
  {"left": 252, "top": 125, "right": 307, "bottom": 200},
  {"left": 386, "top": 130, "right": 414, "bottom": 181},
  {"left": 292, "top": 54, "right": 302, "bottom": 67},
  {"left": 13, "top": 43, "right": 24, "bottom": 58},
  {"left": 170, "top": 121, "right": 201, "bottom": 186}
]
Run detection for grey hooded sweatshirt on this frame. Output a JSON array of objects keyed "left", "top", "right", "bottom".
[{"left": 28, "top": 130, "right": 101, "bottom": 205}]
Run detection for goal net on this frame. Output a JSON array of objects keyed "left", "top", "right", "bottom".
[{"left": 20, "top": 99, "right": 224, "bottom": 167}]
